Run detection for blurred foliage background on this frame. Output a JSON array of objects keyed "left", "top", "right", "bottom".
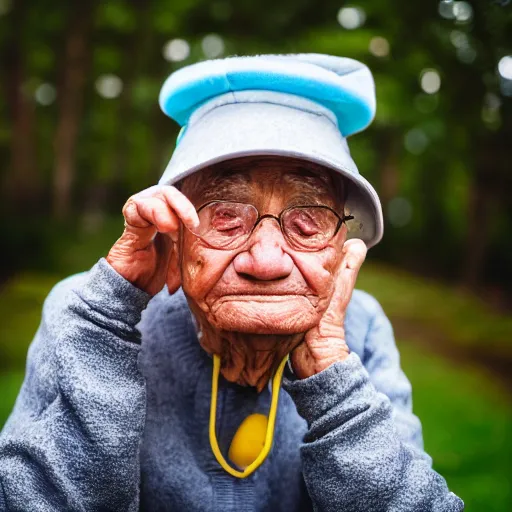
[{"left": 0, "top": 0, "right": 511, "bottom": 510}]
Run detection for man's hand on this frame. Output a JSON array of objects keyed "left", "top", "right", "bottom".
[
  {"left": 106, "top": 185, "right": 199, "bottom": 296},
  {"left": 290, "top": 239, "right": 367, "bottom": 379}
]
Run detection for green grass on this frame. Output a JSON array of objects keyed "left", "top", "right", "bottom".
[
  {"left": 0, "top": 215, "right": 123, "bottom": 368},
  {"left": 0, "top": 273, "right": 62, "bottom": 368},
  {"left": 358, "top": 262, "right": 512, "bottom": 357},
  {"left": 0, "top": 371, "right": 25, "bottom": 428},
  {"left": 398, "top": 341, "right": 512, "bottom": 511}
]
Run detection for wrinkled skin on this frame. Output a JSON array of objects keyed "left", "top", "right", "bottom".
[{"left": 107, "top": 157, "right": 367, "bottom": 390}]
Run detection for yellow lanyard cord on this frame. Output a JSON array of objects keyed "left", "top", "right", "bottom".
[{"left": 209, "top": 353, "right": 289, "bottom": 478}]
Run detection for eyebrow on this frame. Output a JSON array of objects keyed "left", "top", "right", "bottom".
[{"left": 197, "top": 165, "right": 336, "bottom": 205}]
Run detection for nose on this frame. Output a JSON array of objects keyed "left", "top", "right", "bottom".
[{"left": 233, "top": 219, "right": 294, "bottom": 281}]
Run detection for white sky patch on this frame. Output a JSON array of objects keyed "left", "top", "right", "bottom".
[
  {"left": 35, "top": 83, "right": 57, "bottom": 106},
  {"left": 95, "top": 74, "right": 123, "bottom": 99},
  {"left": 453, "top": 1, "right": 473, "bottom": 23},
  {"left": 163, "top": 39, "right": 190, "bottom": 63},
  {"left": 369, "top": 37, "right": 390, "bottom": 57},
  {"left": 420, "top": 69, "right": 441, "bottom": 94},
  {"left": 202, "top": 34, "right": 224, "bottom": 59},
  {"left": 438, "top": 0, "right": 455, "bottom": 19},
  {"left": 498, "top": 56, "right": 512, "bottom": 80},
  {"left": 337, "top": 7, "right": 366, "bottom": 30}
]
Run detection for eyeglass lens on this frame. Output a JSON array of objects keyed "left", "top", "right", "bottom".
[{"left": 195, "top": 202, "right": 340, "bottom": 251}]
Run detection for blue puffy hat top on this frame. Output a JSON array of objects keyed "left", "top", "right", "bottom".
[{"left": 159, "top": 53, "right": 376, "bottom": 138}]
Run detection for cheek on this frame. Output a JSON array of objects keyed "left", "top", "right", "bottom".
[
  {"left": 180, "top": 242, "right": 233, "bottom": 307},
  {"left": 292, "top": 247, "right": 340, "bottom": 302},
  {"left": 300, "top": 227, "right": 347, "bottom": 295}
]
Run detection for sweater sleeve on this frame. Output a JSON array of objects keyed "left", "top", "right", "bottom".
[
  {"left": 283, "top": 352, "right": 464, "bottom": 512},
  {"left": 361, "top": 295, "right": 427, "bottom": 454},
  {"left": 0, "top": 258, "right": 152, "bottom": 512}
]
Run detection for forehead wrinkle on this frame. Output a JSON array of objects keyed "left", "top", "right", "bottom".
[
  {"left": 198, "top": 171, "right": 252, "bottom": 203},
  {"left": 287, "top": 192, "right": 332, "bottom": 207},
  {"left": 281, "top": 173, "right": 335, "bottom": 207},
  {"left": 181, "top": 156, "right": 344, "bottom": 210},
  {"left": 198, "top": 170, "right": 335, "bottom": 208},
  {"left": 281, "top": 172, "right": 331, "bottom": 193},
  {"left": 227, "top": 170, "right": 333, "bottom": 207}
]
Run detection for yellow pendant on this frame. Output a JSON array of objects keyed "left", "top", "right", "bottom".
[
  {"left": 228, "top": 413, "right": 268, "bottom": 469},
  {"left": 209, "top": 354, "right": 288, "bottom": 478}
]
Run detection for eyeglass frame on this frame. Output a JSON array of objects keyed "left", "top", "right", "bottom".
[{"left": 193, "top": 200, "right": 355, "bottom": 251}]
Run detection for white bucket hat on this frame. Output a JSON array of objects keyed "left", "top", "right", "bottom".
[{"left": 158, "top": 54, "right": 384, "bottom": 248}]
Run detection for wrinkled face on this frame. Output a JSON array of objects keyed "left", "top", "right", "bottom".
[{"left": 178, "top": 157, "right": 348, "bottom": 335}]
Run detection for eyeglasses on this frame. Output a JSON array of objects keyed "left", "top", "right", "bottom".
[{"left": 193, "top": 201, "right": 354, "bottom": 252}]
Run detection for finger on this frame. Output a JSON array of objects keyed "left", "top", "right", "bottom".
[
  {"left": 135, "top": 196, "right": 180, "bottom": 233},
  {"left": 342, "top": 238, "right": 368, "bottom": 272},
  {"left": 121, "top": 195, "right": 179, "bottom": 250},
  {"left": 122, "top": 199, "right": 152, "bottom": 228},
  {"left": 135, "top": 184, "right": 164, "bottom": 198},
  {"left": 330, "top": 238, "right": 367, "bottom": 312},
  {"left": 159, "top": 186, "right": 200, "bottom": 233},
  {"left": 131, "top": 185, "right": 199, "bottom": 232},
  {"left": 120, "top": 200, "right": 158, "bottom": 249}
]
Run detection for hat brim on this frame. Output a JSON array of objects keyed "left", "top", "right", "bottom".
[{"left": 159, "top": 94, "right": 383, "bottom": 248}]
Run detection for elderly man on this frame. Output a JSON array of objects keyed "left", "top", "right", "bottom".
[{"left": 0, "top": 55, "right": 463, "bottom": 511}]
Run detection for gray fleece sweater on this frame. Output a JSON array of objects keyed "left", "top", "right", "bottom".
[{"left": 0, "top": 258, "right": 463, "bottom": 511}]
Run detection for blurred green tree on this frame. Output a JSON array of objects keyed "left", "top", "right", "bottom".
[{"left": 0, "top": 0, "right": 510, "bottom": 298}]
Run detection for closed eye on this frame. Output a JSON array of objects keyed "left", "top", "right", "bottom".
[
  {"left": 292, "top": 221, "right": 319, "bottom": 236},
  {"left": 287, "top": 212, "right": 321, "bottom": 236}
]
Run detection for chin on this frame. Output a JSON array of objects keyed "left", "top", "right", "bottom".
[{"left": 207, "top": 296, "right": 321, "bottom": 334}]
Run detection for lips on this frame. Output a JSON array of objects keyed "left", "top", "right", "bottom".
[
  {"left": 210, "top": 284, "right": 313, "bottom": 297},
  {"left": 205, "top": 265, "right": 322, "bottom": 311},
  {"left": 215, "top": 294, "right": 303, "bottom": 301},
  {"left": 208, "top": 293, "right": 320, "bottom": 311}
]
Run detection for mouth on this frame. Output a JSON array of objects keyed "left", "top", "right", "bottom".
[
  {"left": 209, "top": 293, "right": 320, "bottom": 312},
  {"left": 199, "top": 293, "right": 322, "bottom": 334},
  {"left": 216, "top": 294, "right": 303, "bottom": 302}
]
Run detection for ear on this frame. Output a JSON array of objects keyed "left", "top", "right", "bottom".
[{"left": 166, "top": 240, "right": 181, "bottom": 294}]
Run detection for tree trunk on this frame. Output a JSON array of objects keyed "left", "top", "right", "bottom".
[
  {"left": 2, "top": 0, "right": 40, "bottom": 213},
  {"left": 84, "top": 0, "right": 153, "bottom": 219},
  {"left": 461, "top": 140, "right": 497, "bottom": 290},
  {"left": 111, "top": 0, "right": 153, "bottom": 198},
  {"left": 377, "top": 127, "right": 400, "bottom": 215},
  {"left": 151, "top": 105, "right": 174, "bottom": 185},
  {"left": 463, "top": 181, "right": 492, "bottom": 289},
  {"left": 52, "top": 4, "right": 95, "bottom": 219}
]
